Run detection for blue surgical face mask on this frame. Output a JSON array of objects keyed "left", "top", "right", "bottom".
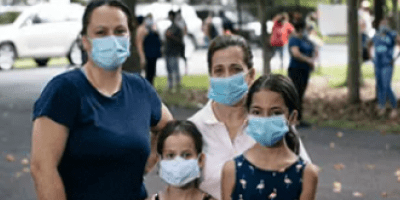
[
  {"left": 208, "top": 72, "right": 249, "bottom": 106},
  {"left": 159, "top": 156, "right": 201, "bottom": 187},
  {"left": 246, "top": 115, "right": 289, "bottom": 147},
  {"left": 90, "top": 36, "right": 131, "bottom": 71}
]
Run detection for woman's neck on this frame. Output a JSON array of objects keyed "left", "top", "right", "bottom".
[
  {"left": 164, "top": 184, "right": 201, "bottom": 200},
  {"left": 83, "top": 61, "right": 122, "bottom": 96},
  {"left": 212, "top": 100, "right": 247, "bottom": 124}
]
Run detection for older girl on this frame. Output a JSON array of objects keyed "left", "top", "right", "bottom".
[{"left": 221, "top": 74, "right": 319, "bottom": 200}]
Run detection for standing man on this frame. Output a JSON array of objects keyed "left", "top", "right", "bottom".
[
  {"left": 368, "top": 17, "right": 399, "bottom": 119},
  {"left": 165, "top": 10, "right": 184, "bottom": 92},
  {"left": 271, "top": 13, "right": 294, "bottom": 70},
  {"left": 359, "top": 0, "right": 375, "bottom": 38}
]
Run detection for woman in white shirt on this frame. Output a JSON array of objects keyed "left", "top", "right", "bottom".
[{"left": 188, "top": 35, "right": 311, "bottom": 199}]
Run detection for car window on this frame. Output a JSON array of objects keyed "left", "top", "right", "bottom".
[{"left": 0, "top": 11, "right": 21, "bottom": 25}]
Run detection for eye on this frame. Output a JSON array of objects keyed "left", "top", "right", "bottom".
[
  {"left": 250, "top": 109, "right": 261, "bottom": 116},
  {"left": 165, "top": 153, "right": 175, "bottom": 159},
  {"left": 115, "top": 29, "right": 127, "bottom": 35},
  {"left": 271, "top": 111, "right": 283, "bottom": 116},
  {"left": 182, "top": 152, "right": 192, "bottom": 159},
  {"left": 95, "top": 30, "right": 105, "bottom": 35}
]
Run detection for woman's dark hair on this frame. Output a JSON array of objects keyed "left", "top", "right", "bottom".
[
  {"left": 293, "top": 20, "right": 306, "bottom": 32},
  {"left": 207, "top": 35, "right": 253, "bottom": 74},
  {"left": 157, "top": 120, "right": 203, "bottom": 156},
  {"left": 245, "top": 74, "right": 301, "bottom": 155},
  {"left": 81, "top": 0, "right": 134, "bottom": 36}
]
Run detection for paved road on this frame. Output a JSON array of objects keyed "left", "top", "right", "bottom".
[{"left": 0, "top": 66, "right": 400, "bottom": 199}]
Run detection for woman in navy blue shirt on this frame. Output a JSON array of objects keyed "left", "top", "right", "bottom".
[
  {"left": 288, "top": 20, "right": 317, "bottom": 127},
  {"left": 30, "top": 1, "right": 173, "bottom": 200}
]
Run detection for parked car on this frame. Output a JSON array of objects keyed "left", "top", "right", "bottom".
[
  {"left": 194, "top": 5, "right": 270, "bottom": 44},
  {"left": 136, "top": 2, "right": 205, "bottom": 51},
  {"left": 0, "top": 3, "right": 84, "bottom": 70}
]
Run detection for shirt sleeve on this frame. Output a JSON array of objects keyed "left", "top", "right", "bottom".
[
  {"left": 32, "top": 76, "right": 79, "bottom": 128},
  {"left": 143, "top": 78, "right": 162, "bottom": 127},
  {"left": 288, "top": 37, "right": 299, "bottom": 49}
]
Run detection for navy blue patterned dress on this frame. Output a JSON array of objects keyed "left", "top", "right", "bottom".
[{"left": 231, "top": 155, "right": 306, "bottom": 200}]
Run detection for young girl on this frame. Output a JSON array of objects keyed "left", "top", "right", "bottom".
[
  {"left": 221, "top": 74, "right": 319, "bottom": 200},
  {"left": 148, "top": 120, "right": 216, "bottom": 200}
]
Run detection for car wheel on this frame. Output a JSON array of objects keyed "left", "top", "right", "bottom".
[
  {"left": 0, "top": 43, "right": 16, "bottom": 70},
  {"left": 68, "top": 40, "right": 83, "bottom": 66},
  {"left": 35, "top": 58, "right": 49, "bottom": 67}
]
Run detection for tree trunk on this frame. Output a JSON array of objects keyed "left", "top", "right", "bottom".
[
  {"left": 374, "top": 0, "right": 385, "bottom": 29},
  {"left": 257, "top": 0, "right": 274, "bottom": 75},
  {"left": 121, "top": 0, "right": 141, "bottom": 73},
  {"left": 392, "top": 0, "right": 399, "bottom": 32},
  {"left": 347, "top": 0, "right": 361, "bottom": 104}
]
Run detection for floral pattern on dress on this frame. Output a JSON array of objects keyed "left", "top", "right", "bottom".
[{"left": 231, "top": 155, "right": 306, "bottom": 200}]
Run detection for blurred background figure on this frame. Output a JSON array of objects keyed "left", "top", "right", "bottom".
[
  {"left": 165, "top": 10, "right": 184, "bottom": 92},
  {"left": 219, "top": 11, "right": 234, "bottom": 35},
  {"left": 358, "top": 0, "right": 375, "bottom": 38},
  {"left": 202, "top": 11, "right": 219, "bottom": 47},
  {"left": 135, "top": 16, "right": 147, "bottom": 75},
  {"left": 142, "top": 14, "right": 162, "bottom": 85},
  {"left": 288, "top": 21, "right": 317, "bottom": 127},
  {"left": 306, "top": 11, "right": 323, "bottom": 69},
  {"left": 174, "top": 9, "right": 189, "bottom": 74},
  {"left": 271, "top": 12, "right": 294, "bottom": 71},
  {"left": 368, "top": 17, "right": 399, "bottom": 119}
]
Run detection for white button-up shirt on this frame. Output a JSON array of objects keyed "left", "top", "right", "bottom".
[{"left": 188, "top": 101, "right": 311, "bottom": 199}]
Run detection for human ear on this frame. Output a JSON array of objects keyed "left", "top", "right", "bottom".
[
  {"left": 82, "top": 35, "right": 91, "bottom": 52},
  {"left": 288, "top": 110, "right": 299, "bottom": 126},
  {"left": 198, "top": 153, "right": 206, "bottom": 168}
]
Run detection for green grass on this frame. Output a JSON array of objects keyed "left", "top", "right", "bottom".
[
  {"left": 323, "top": 35, "right": 347, "bottom": 45},
  {"left": 13, "top": 57, "right": 70, "bottom": 69}
]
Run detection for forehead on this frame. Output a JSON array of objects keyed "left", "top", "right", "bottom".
[
  {"left": 163, "top": 133, "right": 196, "bottom": 152},
  {"left": 89, "top": 5, "right": 128, "bottom": 27},
  {"left": 251, "top": 90, "right": 286, "bottom": 108},
  {"left": 212, "top": 46, "right": 245, "bottom": 66}
]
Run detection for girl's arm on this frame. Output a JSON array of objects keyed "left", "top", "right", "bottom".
[
  {"left": 30, "top": 117, "right": 69, "bottom": 200},
  {"left": 145, "top": 104, "right": 174, "bottom": 174},
  {"left": 221, "top": 160, "right": 236, "bottom": 200},
  {"left": 299, "top": 163, "right": 319, "bottom": 200}
]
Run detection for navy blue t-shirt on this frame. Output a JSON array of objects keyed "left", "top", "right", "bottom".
[
  {"left": 372, "top": 31, "right": 397, "bottom": 66},
  {"left": 32, "top": 69, "right": 162, "bottom": 200},
  {"left": 288, "top": 36, "right": 315, "bottom": 71}
]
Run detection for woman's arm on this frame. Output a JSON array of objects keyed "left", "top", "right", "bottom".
[
  {"left": 299, "top": 163, "right": 319, "bottom": 200},
  {"left": 30, "top": 117, "right": 69, "bottom": 200},
  {"left": 136, "top": 25, "right": 148, "bottom": 70},
  {"left": 221, "top": 160, "right": 236, "bottom": 200},
  {"left": 145, "top": 104, "right": 174, "bottom": 174}
]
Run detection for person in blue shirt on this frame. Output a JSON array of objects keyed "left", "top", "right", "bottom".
[
  {"left": 287, "top": 20, "right": 317, "bottom": 127},
  {"left": 30, "top": 1, "right": 173, "bottom": 200},
  {"left": 368, "top": 17, "right": 400, "bottom": 119}
]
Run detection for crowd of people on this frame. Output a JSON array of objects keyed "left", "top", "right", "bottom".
[{"left": 29, "top": 0, "right": 399, "bottom": 200}]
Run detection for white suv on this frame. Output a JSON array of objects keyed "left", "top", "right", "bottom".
[{"left": 0, "top": 3, "right": 84, "bottom": 70}]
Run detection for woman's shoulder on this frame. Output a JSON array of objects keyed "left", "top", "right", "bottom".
[
  {"left": 122, "top": 72, "right": 152, "bottom": 90},
  {"left": 43, "top": 69, "right": 83, "bottom": 92}
]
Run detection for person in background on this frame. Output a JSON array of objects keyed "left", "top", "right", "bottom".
[
  {"left": 221, "top": 74, "right": 319, "bottom": 200},
  {"left": 288, "top": 21, "right": 317, "bottom": 128},
  {"left": 359, "top": 0, "right": 375, "bottom": 38},
  {"left": 188, "top": 35, "right": 311, "bottom": 199},
  {"left": 165, "top": 10, "right": 184, "bottom": 92},
  {"left": 175, "top": 9, "right": 188, "bottom": 74},
  {"left": 143, "top": 14, "right": 162, "bottom": 85},
  {"left": 203, "top": 11, "right": 219, "bottom": 47},
  {"left": 368, "top": 17, "right": 399, "bottom": 119},
  {"left": 271, "top": 13, "right": 294, "bottom": 71},
  {"left": 147, "top": 121, "right": 216, "bottom": 200},
  {"left": 135, "top": 16, "right": 147, "bottom": 74},
  {"left": 30, "top": 1, "right": 173, "bottom": 200},
  {"left": 219, "top": 11, "right": 234, "bottom": 35}
]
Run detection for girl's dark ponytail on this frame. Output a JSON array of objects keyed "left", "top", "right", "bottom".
[{"left": 285, "top": 126, "right": 300, "bottom": 155}]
